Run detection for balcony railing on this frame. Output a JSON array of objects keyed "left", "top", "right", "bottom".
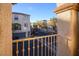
[{"left": 12, "top": 34, "right": 57, "bottom": 56}]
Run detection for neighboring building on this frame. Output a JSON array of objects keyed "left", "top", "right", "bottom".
[{"left": 12, "top": 12, "right": 31, "bottom": 39}]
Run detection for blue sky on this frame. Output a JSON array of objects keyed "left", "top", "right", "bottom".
[{"left": 12, "top": 3, "right": 56, "bottom": 23}]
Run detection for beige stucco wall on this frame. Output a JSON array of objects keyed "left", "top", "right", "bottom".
[
  {"left": 0, "top": 4, "right": 12, "bottom": 56},
  {"left": 57, "top": 10, "right": 71, "bottom": 36},
  {"left": 56, "top": 10, "right": 71, "bottom": 56}
]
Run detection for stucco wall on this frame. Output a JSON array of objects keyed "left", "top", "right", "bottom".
[
  {"left": 0, "top": 4, "right": 12, "bottom": 56},
  {"left": 56, "top": 10, "right": 71, "bottom": 56}
]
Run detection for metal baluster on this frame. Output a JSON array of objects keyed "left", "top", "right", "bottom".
[
  {"left": 53, "top": 36, "right": 55, "bottom": 56},
  {"left": 45, "top": 37, "right": 46, "bottom": 56},
  {"left": 33, "top": 40, "right": 35, "bottom": 56},
  {"left": 41, "top": 38, "right": 43, "bottom": 56},
  {"left": 28, "top": 40, "right": 30, "bottom": 56},
  {"left": 22, "top": 41, "right": 24, "bottom": 56},
  {"left": 16, "top": 42, "right": 18, "bottom": 56},
  {"left": 55, "top": 35, "right": 56, "bottom": 56},
  {"left": 48, "top": 37, "right": 49, "bottom": 56},
  {"left": 38, "top": 39, "right": 39, "bottom": 56},
  {"left": 51, "top": 36, "right": 52, "bottom": 56}
]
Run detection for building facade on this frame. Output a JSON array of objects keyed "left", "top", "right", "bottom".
[{"left": 12, "top": 12, "right": 31, "bottom": 39}]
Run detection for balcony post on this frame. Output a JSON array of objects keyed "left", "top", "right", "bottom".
[
  {"left": 54, "top": 3, "right": 79, "bottom": 56},
  {"left": 0, "top": 4, "right": 12, "bottom": 56},
  {"left": 70, "top": 8, "right": 79, "bottom": 55}
]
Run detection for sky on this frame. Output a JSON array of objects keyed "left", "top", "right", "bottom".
[{"left": 12, "top": 3, "right": 57, "bottom": 23}]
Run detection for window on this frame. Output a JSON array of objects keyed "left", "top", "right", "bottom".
[
  {"left": 24, "top": 23, "right": 28, "bottom": 27},
  {"left": 12, "top": 23, "right": 21, "bottom": 31},
  {"left": 14, "top": 37, "right": 19, "bottom": 39},
  {"left": 14, "top": 16, "right": 19, "bottom": 20},
  {"left": 28, "top": 31, "right": 30, "bottom": 37}
]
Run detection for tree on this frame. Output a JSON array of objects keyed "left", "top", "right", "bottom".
[
  {"left": 47, "top": 18, "right": 57, "bottom": 27},
  {"left": 32, "top": 22, "right": 38, "bottom": 29},
  {"left": 36, "top": 20, "right": 47, "bottom": 29},
  {"left": 47, "top": 18, "right": 57, "bottom": 34}
]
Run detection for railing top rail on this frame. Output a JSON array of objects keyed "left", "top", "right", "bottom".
[{"left": 12, "top": 34, "right": 58, "bottom": 43}]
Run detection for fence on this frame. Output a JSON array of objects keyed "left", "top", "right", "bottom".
[{"left": 12, "top": 34, "right": 57, "bottom": 56}]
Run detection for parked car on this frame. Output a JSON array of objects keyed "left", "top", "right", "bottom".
[{"left": 31, "top": 28, "right": 48, "bottom": 37}]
